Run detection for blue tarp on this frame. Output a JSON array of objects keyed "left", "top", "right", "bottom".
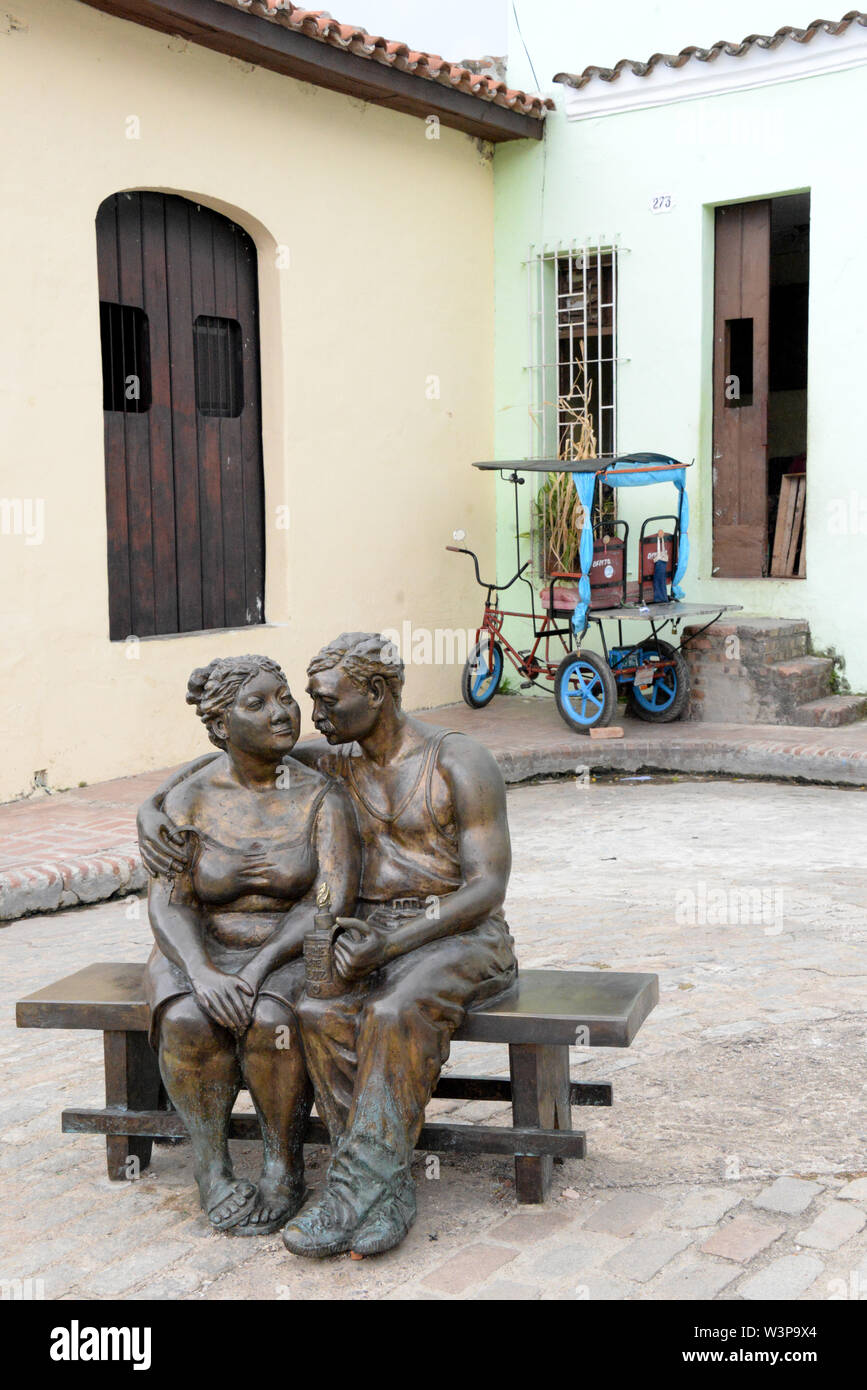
[{"left": 569, "top": 455, "right": 689, "bottom": 634}]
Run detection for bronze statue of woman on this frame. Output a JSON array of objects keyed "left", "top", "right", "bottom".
[{"left": 143, "top": 655, "right": 360, "bottom": 1235}]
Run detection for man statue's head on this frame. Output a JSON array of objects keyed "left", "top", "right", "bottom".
[{"left": 306, "top": 632, "right": 405, "bottom": 745}]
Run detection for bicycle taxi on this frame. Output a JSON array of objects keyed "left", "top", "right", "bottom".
[{"left": 447, "top": 452, "right": 742, "bottom": 734}]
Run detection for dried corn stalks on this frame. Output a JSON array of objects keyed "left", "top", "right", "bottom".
[{"left": 534, "top": 357, "right": 598, "bottom": 575}]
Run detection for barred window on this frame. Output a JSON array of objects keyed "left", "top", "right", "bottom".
[
  {"left": 99, "top": 302, "right": 151, "bottom": 413},
  {"left": 193, "top": 315, "right": 244, "bottom": 418},
  {"left": 527, "top": 242, "right": 621, "bottom": 461},
  {"left": 527, "top": 243, "right": 622, "bottom": 565}
]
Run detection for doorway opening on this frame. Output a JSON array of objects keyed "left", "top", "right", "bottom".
[
  {"left": 711, "top": 192, "right": 809, "bottom": 578},
  {"left": 95, "top": 191, "right": 266, "bottom": 640}
]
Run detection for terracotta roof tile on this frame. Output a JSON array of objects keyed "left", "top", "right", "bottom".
[
  {"left": 218, "top": 0, "right": 553, "bottom": 116},
  {"left": 554, "top": 9, "right": 867, "bottom": 89}
]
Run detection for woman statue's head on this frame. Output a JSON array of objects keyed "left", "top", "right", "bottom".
[{"left": 186, "top": 655, "right": 300, "bottom": 760}]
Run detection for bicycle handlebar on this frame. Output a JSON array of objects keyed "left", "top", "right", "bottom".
[{"left": 445, "top": 545, "right": 530, "bottom": 592}]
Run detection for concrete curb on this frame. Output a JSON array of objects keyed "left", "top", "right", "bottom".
[
  {"left": 496, "top": 737, "right": 867, "bottom": 787},
  {"left": 0, "top": 846, "right": 146, "bottom": 922}
]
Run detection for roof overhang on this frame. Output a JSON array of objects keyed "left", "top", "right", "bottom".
[
  {"left": 77, "top": 0, "right": 545, "bottom": 141},
  {"left": 554, "top": 11, "right": 867, "bottom": 121}
]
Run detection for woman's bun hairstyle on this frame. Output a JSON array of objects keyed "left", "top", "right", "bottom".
[{"left": 186, "top": 655, "right": 288, "bottom": 749}]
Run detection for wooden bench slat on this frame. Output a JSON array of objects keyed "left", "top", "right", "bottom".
[
  {"left": 460, "top": 968, "right": 659, "bottom": 1045},
  {"left": 61, "top": 1106, "right": 587, "bottom": 1160},
  {"left": 16, "top": 963, "right": 149, "bottom": 1032},
  {"left": 16, "top": 963, "right": 658, "bottom": 1047}
]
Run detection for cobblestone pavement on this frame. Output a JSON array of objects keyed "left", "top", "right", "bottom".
[{"left": 2, "top": 777, "right": 866, "bottom": 1301}]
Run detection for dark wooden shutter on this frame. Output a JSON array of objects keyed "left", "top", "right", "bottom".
[
  {"left": 96, "top": 192, "right": 265, "bottom": 639},
  {"left": 711, "top": 200, "right": 770, "bottom": 578}
]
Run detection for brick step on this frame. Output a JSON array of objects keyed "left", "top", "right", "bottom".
[
  {"left": 685, "top": 616, "right": 808, "bottom": 632},
  {"left": 733, "top": 617, "right": 810, "bottom": 664},
  {"left": 732, "top": 616, "right": 810, "bottom": 637},
  {"left": 685, "top": 616, "right": 811, "bottom": 665},
  {"left": 682, "top": 616, "right": 843, "bottom": 725},
  {"left": 769, "top": 656, "right": 835, "bottom": 705},
  {"left": 743, "top": 635, "right": 811, "bottom": 664},
  {"left": 786, "top": 694, "right": 867, "bottom": 728}
]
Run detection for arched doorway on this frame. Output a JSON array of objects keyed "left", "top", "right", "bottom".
[{"left": 96, "top": 191, "right": 265, "bottom": 639}]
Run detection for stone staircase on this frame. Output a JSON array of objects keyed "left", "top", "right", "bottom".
[{"left": 681, "top": 615, "right": 867, "bottom": 727}]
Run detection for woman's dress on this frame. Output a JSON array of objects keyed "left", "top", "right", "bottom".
[{"left": 144, "top": 779, "right": 334, "bottom": 1044}]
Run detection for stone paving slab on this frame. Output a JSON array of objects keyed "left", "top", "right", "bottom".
[
  {"left": 669, "top": 1190, "right": 742, "bottom": 1229},
  {"left": 795, "top": 1202, "right": 866, "bottom": 1251},
  {"left": 653, "top": 1259, "right": 740, "bottom": 1300},
  {"left": 2, "top": 778, "right": 866, "bottom": 1301},
  {"left": 752, "top": 1177, "right": 825, "bottom": 1216},
  {"left": 739, "top": 1254, "right": 826, "bottom": 1301},
  {"left": 603, "top": 1231, "right": 693, "bottom": 1283},
  {"left": 3, "top": 698, "right": 867, "bottom": 919},
  {"left": 581, "top": 1191, "right": 666, "bottom": 1237},
  {"left": 838, "top": 1178, "right": 867, "bottom": 1202},
  {"left": 700, "top": 1215, "right": 786, "bottom": 1263}
]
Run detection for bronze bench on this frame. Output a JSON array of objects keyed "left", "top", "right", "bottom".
[{"left": 16, "top": 962, "right": 657, "bottom": 1204}]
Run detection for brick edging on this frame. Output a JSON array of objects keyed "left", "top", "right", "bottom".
[{"left": 0, "top": 846, "right": 145, "bottom": 922}]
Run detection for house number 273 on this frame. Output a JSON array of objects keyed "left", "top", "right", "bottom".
[{"left": 650, "top": 194, "right": 675, "bottom": 214}]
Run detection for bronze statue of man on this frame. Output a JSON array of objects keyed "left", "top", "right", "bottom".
[{"left": 138, "top": 633, "right": 517, "bottom": 1256}]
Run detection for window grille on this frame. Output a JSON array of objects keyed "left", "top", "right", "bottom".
[
  {"left": 99, "top": 302, "right": 151, "bottom": 413},
  {"left": 526, "top": 243, "right": 623, "bottom": 564},
  {"left": 526, "top": 241, "right": 622, "bottom": 461},
  {"left": 193, "top": 315, "right": 244, "bottom": 418}
]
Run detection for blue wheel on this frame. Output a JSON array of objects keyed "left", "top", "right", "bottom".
[
  {"left": 554, "top": 650, "right": 616, "bottom": 733},
  {"left": 461, "top": 641, "right": 504, "bottom": 709},
  {"left": 626, "top": 640, "right": 690, "bottom": 722}
]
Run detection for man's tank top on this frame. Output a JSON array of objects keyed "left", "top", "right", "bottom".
[{"left": 332, "top": 730, "right": 462, "bottom": 903}]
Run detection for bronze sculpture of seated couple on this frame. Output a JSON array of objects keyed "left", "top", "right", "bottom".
[{"left": 137, "top": 632, "right": 517, "bottom": 1257}]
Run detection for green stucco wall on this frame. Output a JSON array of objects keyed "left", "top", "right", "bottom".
[{"left": 492, "top": 4, "right": 867, "bottom": 687}]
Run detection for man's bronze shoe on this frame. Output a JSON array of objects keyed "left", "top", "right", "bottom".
[
  {"left": 350, "top": 1177, "right": 417, "bottom": 1257},
  {"left": 282, "top": 1188, "right": 360, "bottom": 1259}
]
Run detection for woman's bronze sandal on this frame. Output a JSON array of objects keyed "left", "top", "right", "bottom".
[{"left": 206, "top": 1178, "right": 261, "bottom": 1233}]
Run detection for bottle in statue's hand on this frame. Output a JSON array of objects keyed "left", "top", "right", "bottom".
[{"left": 304, "top": 883, "right": 358, "bottom": 998}]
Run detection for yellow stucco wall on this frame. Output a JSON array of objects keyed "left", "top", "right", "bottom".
[{"left": 0, "top": 0, "right": 497, "bottom": 801}]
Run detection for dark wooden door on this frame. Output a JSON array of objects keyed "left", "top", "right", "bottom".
[
  {"left": 96, "top": 192, "right": 265, "bottom": 639},
  {"left": 711, "top": 200, "right": 770, "bottom": 578}
]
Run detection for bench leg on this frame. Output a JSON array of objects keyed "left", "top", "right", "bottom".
[
  {"left": 509, "top": 1043, "right": 572, "bottom": 1204},
  {"left": 103, "top": 1031, "right": 161, "bottom": 1181}
]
